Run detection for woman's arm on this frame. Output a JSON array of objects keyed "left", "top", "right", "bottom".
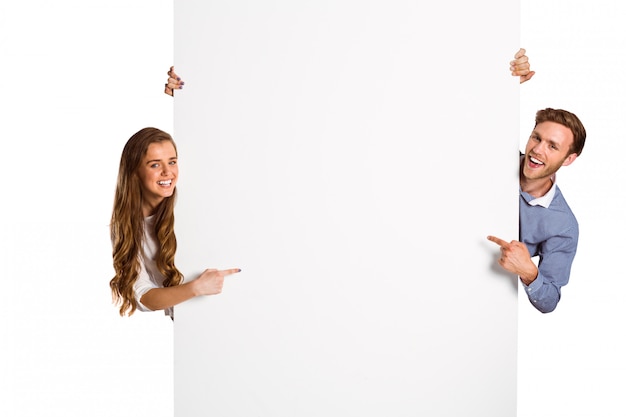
[
  {"left": 140, "top": 268, "right": 241, "bottom": 311},
  {"left": 164, "top": 66, "right": 185, "bottom": 96}
]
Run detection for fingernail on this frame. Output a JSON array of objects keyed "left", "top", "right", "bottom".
[{"left": 177, "top": 77, "right": 181, "bottom": 81}]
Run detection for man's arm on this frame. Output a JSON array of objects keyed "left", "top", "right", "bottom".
[
  {"left": 511, "top": 48, "right": 535, "bottom": 83},
  {"left": 521, "top": 229, "right": 578, "bottom": 313},
  {"left": 487, "top": 235, "right": 538, "bottom": 284},
  {"left": 488, "top": 230, "right": 577, "bottom": 313}
]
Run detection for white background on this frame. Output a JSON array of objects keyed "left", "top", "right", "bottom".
[
  {"left": 1, "top": 1, "right": 624, "bottom": 417},
  {"left": 518, "top": 1, "right": 626, "bottom": 416},
  {"left": 1, "top": 1, "right": 176, "bottom": 416}
]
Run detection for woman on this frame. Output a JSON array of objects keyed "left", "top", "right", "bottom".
[
  {"left": 109, "top": 127, "right": 240, "bottom": 318},
  {"left": 164, "top": 66, "right": 184, "bottom": 96}
]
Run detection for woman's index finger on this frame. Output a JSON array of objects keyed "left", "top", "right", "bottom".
[{"left": 220, "top": 268, "right": 242, "bottom": 276}]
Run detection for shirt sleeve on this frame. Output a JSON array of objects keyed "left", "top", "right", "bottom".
[
  {"left": 522, "top": 225, "right": 578, "bottom": 313},
  {"left": 133, "top": 257, "right": 158, "bottom": 312}
]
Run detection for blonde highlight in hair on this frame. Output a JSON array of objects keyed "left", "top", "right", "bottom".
[{"left": 109, "top": 127, "right": 184, "bottom": 316}]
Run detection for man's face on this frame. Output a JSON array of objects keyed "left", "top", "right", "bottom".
[{"left": 522, "top": 121, "right": 577, "bottom": 181}]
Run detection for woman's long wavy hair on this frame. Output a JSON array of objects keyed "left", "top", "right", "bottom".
[{"left": 110, "top": 127, "right": 184, "bottom": 316}]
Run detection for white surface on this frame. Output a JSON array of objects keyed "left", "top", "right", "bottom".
[{"left": 173, "top": 1, "right": 519, "bottom": 416}]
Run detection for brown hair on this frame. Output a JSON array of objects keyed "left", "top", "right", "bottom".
[
  {"left": 535, "top": 108, "right": 586, "bottom": 156},
  {"left": 109, "top": 127, "right": 184, "bottom": 316}
]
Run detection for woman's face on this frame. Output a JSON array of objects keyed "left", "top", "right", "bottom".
[{"left": 137, "top": 141, "right": 178, "bottom": 216}]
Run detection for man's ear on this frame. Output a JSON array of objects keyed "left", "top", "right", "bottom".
[{"left": 562, "top": 153, "right": 578, "bottom": 167}]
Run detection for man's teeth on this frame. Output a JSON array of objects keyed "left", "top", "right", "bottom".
[
  {"left": 530, "top": 157, "right": 544, "bottom": 165},
  {"left": 158, "top": 180, "right": 172, "bottom": 185}
]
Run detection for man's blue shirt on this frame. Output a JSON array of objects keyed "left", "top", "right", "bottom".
[{"left": 519, "top": 185, "right": 578, "bottom": 313}]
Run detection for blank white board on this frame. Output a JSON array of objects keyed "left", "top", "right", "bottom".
[{"left": 173, "top": 1, "right": 519, "bottom": 416}]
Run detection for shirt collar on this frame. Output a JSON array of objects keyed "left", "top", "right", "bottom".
[{"left": 522, "top": 174, "right": 557, "bottom": 208}]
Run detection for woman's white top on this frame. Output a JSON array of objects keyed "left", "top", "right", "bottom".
[{"left": 133, "top": 215, "right": 174, "bottom": 318}]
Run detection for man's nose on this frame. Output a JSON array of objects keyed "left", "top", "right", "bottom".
[{"left": 531, "top": 142, "right": 546, "bottom": 155}]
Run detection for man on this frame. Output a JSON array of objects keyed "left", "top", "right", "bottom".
[{"left": 488, "top": 50, "right": 586, "bottom": 313}]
